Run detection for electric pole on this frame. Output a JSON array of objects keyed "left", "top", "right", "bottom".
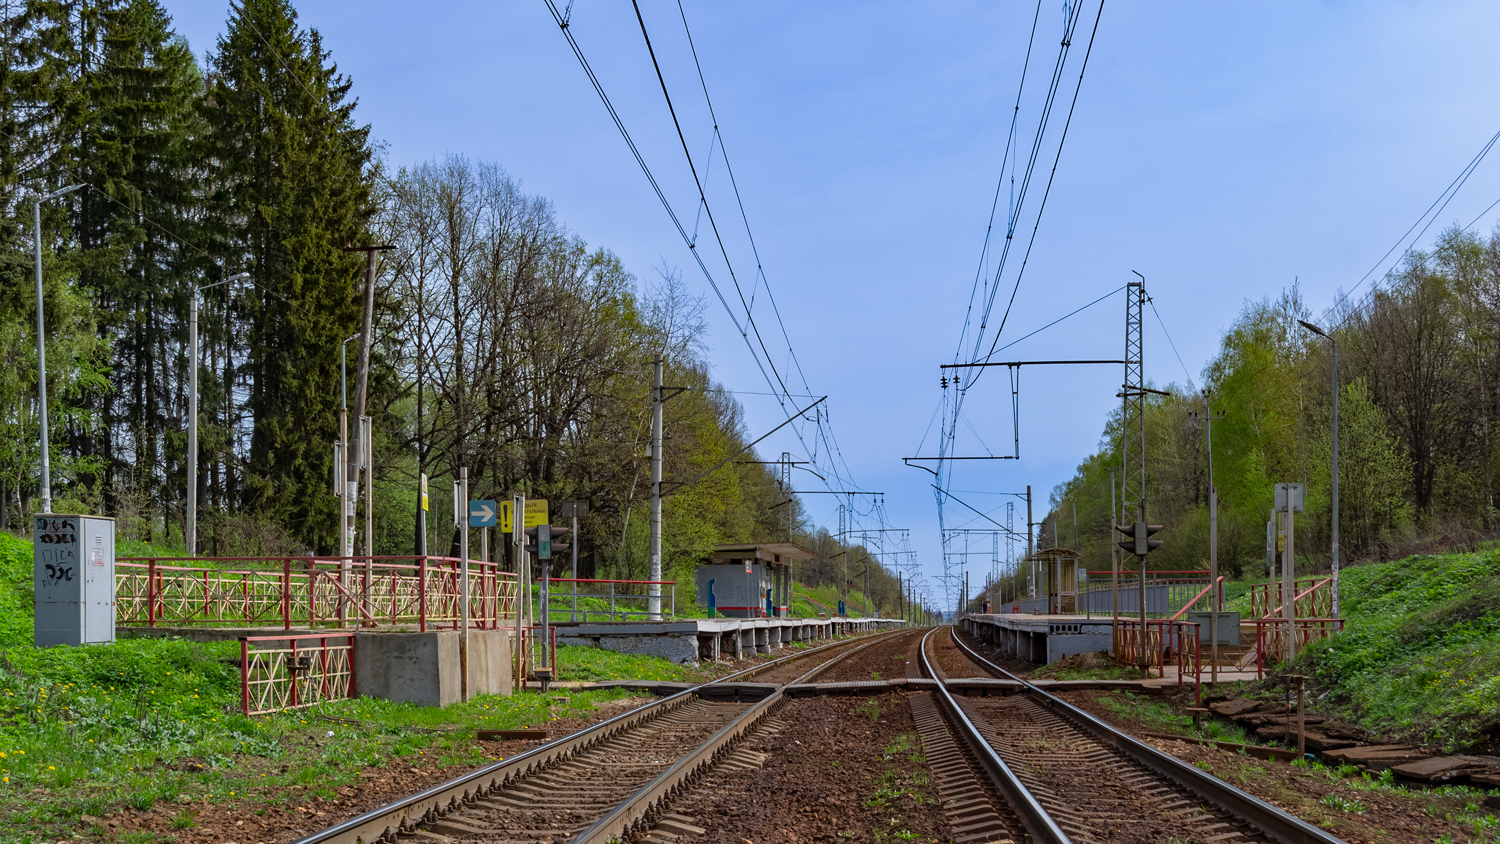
[{"left": 648, "top": 358, "right": 664, "bottom": 619}]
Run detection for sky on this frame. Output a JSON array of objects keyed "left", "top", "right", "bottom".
[{"left": 173, "top": 0, "right": 1500, "bottom": 612}]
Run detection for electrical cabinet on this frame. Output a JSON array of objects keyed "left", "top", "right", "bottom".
[{"left": 33, "top": 514, "right": 115, "bottom": 647}]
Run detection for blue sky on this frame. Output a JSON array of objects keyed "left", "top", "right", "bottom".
[{"left": 173, "top": 1, "right": 1500, "bottom": 611}]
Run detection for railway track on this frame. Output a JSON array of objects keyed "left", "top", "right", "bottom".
[
  {"left": 916, "top": 626, "right": 1349, "bottom": 844},
  {"left": 290, "top": 626, "right": 915, "bottom": 844}
]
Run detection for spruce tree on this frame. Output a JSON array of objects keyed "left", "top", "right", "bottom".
[{"left": 202, "top": 0, "right": 374, "bottom": 550}]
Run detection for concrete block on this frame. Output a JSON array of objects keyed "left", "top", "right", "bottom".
[{"left": 354, "top": 629, "right": 512, "bottom": 708}]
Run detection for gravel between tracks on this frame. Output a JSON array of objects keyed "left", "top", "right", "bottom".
[
  {"left": 809, "top": 628, "right": 924, "bottom": 683},
  {"left": 648, "top": 692, "right": 949, "bottom": 844},
  {"left": 925, "top": 627, "right": 994, "bottom": 680}
]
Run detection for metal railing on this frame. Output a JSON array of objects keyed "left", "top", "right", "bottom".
[
  {"left": 240, "top": 632, "right": 354, "bottom": 716},
  {"left": 1113, "top": 618, "right": 1203, "bottom": 696},
  {"left": 1244, "top": 617, "right": 1345, "bottom": 679},
  {"left": 1249, "top": 576, "right": 1333, "bottom": 620},
  {"left": 118, "top": 555, "right": 517, "bottom": 631},
  {"left": 1060, "top": 571, "right": 1215, "bottom": 618},
  {"left": 540, "top": 578, "right": 676, "bottom": 621}
]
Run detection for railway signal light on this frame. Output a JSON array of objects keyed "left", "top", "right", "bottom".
[{"left": 1116, "top": 520, "right": 1164, "bottom": 557}]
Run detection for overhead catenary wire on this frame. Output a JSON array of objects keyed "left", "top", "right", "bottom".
[{"left": 547, "top": 2, "right": 894, "bottom": 563}]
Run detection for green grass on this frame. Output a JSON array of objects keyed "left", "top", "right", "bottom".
[
  {"left": 1032, "top": 662, "right": 1143, "bottom": 681},
  {"left": 554, "top": 644, "right": 704, "bottom": 682},
  {"left": 1096, "top": 690, "right": 1255, "bottom": 745},
  {"left": 0, "top": 533, "right": 714, "bottom": 843},
  {"left": 1290, "top": 550, "right": 1500, "bottom": 750}
]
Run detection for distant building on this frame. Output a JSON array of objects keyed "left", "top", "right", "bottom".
[{"left": 695, "top": 542, "right": 813, "bottom": 618}]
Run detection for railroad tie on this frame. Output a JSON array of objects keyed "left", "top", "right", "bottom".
[{"left": 908, "top": 692, "right": 1021, "bottom": 844}]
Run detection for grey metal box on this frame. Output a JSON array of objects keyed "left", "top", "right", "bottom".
[
  {"left": 1185, "top": 611, "right": 1239, "bottom": 645},
  {"left": 33, "top": 514, "right": 115, "bottom": 647}
]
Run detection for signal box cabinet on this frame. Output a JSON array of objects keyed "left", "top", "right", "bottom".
[{"left": 33, "top": 515, "right": 116, "bottom": 647}]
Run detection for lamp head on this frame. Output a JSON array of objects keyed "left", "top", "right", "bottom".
[
  {"left": 46, "top": 184, "right": 85, "bottom": 201},
  {"left": 1297, "top": 319, "right": 1328, "bottom": 339}
]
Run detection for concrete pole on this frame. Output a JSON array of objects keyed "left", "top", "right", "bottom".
[
  {"left": 1111, "top": 470, "right": 1119, "bottom": 649},
  {"left": 1331, "top": 339, "right": 1340, "bottom": 619},
  {"left": 188, "top": 294, "right": 198, "bottom": 555},
  {"left": 31, "top": 185, "right": 81, "bottom": 517},
  {"left": 1284, "top": 491, "right": 1297, "bottom": 662},
  {"left": 34, "top": 199, "right": 51, "bottom": 515},
  {"left": 1206, "top": 391, "right": 1219, "bottom": 685},
  {"left": 1025, "top": 485, "right": 1033, "bottom": 596},
  {"left": 648, "top": 359, "right": 663, "bottom": 619},
  {"left": 363, "top": 415, "right": 374, "bottom": 613}
]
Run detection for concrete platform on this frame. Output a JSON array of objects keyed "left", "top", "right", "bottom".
[
  {"left": 959, "top": 613, "right": 1114, "bottom": 664},
  {"left": 553, "top": 617, "right": 905, "bottom": 664}
]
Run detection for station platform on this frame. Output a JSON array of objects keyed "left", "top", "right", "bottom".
[
  {"left": 959, "top": 613, "right": 1115, "bottom": 665},
  {"left": 553, "top": 616, "right": 904, "bottom": 664}
]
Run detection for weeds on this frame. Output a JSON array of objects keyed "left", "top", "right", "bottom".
[
  {"left": 856, "top": 699, "right": 882, "bottom": 723},
  {"left": 1319, "top": 794, "right": 1367, "bottom": 813}
]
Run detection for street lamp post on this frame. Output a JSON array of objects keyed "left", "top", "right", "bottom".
[
  {"left": 1298, "top": 320, "right": 1339, "bottom": 618},
  {"left": 33, "top": 184, "right": 85, "bottom": 515},
  {"left": 189, "top": 272, "right": 250, "bottom": 555}
]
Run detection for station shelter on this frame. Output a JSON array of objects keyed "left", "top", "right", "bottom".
[
  {"left": 1026, "top": 547, "right": 1084, "bottom": 614},
  {"left": 695, "top": 542, "right": 813, "bottom": 619}
]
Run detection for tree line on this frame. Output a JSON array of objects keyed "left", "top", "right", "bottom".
[
  {"left": 1019, "top": 226, "right": 1500, "bottom": 589},
  {"left": 0, "top": 0, "right": 914, "bottom": 615}
]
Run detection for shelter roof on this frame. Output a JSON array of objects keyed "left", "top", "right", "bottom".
[
  {"left": 708, "top": 543, "right": 814, "bottom": 567},
  {"left": 1024, "top": 547, "right": 1083, "bottom": 561}
]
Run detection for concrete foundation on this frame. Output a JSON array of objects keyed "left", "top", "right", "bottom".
[
  {"left": 554, "top": 617, "right": 903, "bottom": 664},
  {"left": 959, "top": 614, "right": 1113, "bottom": 665},
  {"left": 354, "top": 628, "right": 513, "bottom": 708}
]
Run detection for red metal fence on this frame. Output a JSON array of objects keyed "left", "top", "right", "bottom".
[
  {"left": 1113, "top": 618, "right": 1202, "bottom": 697},
  {"left": 240, "top": 632, "right": 354, "bottom": 716},
  {"left": 1249, "top": 576, "right": 1333, "bottom": 620},
  {"left": 1243, "top": 618, "right": 1346, "bottom": 678},
  {"left": 118, "top": 555, "right": 517, "bottom": 631},
  {"left": 541, "top": 578, "right": 677, "bottom": 621}
]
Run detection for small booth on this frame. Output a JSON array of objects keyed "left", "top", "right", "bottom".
[
  {"left": 695, "top": 542, "right": 813, "bottom": 619},
  {"left": 1026, "top": 547, "right": 1083, "bottom": 614}
]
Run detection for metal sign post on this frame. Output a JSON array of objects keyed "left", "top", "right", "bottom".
[
  {"left": 456, "top": 470, "right": 470, "bottom": 701},
  {"left": 538, "top": 524, "right": 551, "bottom": 670},
  {"left": 1275, "top": 483, "right": 1304, "bottom": 663},
  {"left": 512, "top": 495, "right": 525, "bottom": 690}
]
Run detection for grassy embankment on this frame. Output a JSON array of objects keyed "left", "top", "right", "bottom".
[
  {"left": 0, "top": 533, "right": 711, "bottom": 844},
  {"left": 1040, "top": 550, "right": 1500, "bottom": 752},
  {"left": 1218, "top": 550, "right": 1500, "bottom": 750}
]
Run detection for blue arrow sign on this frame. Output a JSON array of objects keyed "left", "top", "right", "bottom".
[{"left": 469, "top": 500, "right": 496, "bottom": 527}]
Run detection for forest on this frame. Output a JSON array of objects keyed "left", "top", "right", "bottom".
[
  {"left": 0, "top": 0, "right": 913, "bottom": 615},
  {"left": 1015, "top": 226, "right": 1500, "bottom": 590}
]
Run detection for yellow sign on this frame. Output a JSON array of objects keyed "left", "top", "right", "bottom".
[
  {"left": 419, "top": 473, "right": 429, "bottom": 512},
  {"left": 500, "top": 499, "right": 549, "bottom": 532}
]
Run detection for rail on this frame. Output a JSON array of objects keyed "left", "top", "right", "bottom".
[
  {"left": 240, "top": 632, "right": 354, "bottom": 716},
  {"left": 288, "top": 627, "right": 911, "bottom": 844},
  {"left": 539, "top": 577, "right": 676, "bottom": 621},
  {"left": 919, "top": 628, "right": 1068, "bottom": 843},
  {"left": 942, "top": 628, "right": 1349, "bottom": 844},
  {"left": 117, "top": 555, "right": 516, "bottom": 631}
]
